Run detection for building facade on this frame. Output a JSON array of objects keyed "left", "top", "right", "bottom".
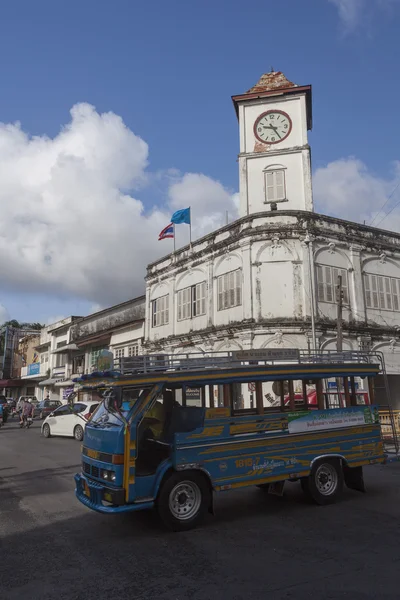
[{"left": 144, "top": 71, "right": 400, "bottom": 407}]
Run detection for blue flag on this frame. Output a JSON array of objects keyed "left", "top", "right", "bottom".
[{"left": 171, "top": 207, "right": 191, "bottom": 225}]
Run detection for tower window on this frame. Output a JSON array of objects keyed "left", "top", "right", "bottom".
[{"left": 264, "top": 169, "right": 286, "bottom": 203}]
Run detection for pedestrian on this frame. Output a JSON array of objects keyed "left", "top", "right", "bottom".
[
  {"left": 22, "top": 398, "right": 34, "bottom": 426},
  {"left": 17, "top": 397, "right": 25, "bottom": 425}
]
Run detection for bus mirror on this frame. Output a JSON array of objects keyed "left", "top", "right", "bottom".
[{"left": 104, "top": 388, "right": 122, "bottom": 411}]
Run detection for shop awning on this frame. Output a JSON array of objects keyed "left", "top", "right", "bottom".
[
  {"left": 52, "top": 344, "right": 79, "bottom": 354},
  {"left": 39, "top": 378, "right": 59, "bottom": 386},
  {"left": 54, "top": 380, "right": 74, "bottom": 387},
  {"left": 0, "top": 379, "right": 22, "bottom": 387}
]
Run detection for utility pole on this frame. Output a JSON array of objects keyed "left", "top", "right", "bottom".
[
  {"left": 336, "top": 274, "right": 343, "bottom": 352},
  {"left": 304, "top": 233, "right": 317, "bottom": 350}
]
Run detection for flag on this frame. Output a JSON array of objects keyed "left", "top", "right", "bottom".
[
  {"left": 171, "top": 207, "right": 191, "bottom": 225},
  {"left": 158, "top": 223, "right": 174, "bottom": 241}
]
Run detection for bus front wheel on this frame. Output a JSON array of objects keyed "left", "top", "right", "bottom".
[
  {"left": 301, "top": 458, "right": 344, "bottom": 505},
  {"left": 157, "top": 471, "right": 211, "bottom": 532}
]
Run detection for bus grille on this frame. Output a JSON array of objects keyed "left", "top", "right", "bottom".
[{"left": 82, "top": 461, "right": 100, "bottom": 479}]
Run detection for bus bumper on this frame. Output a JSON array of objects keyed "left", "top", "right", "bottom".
[{"left": 74, "top": 473, "right": 154, "bottom": 514}]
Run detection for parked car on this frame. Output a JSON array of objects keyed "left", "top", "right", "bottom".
[
  {"left": 41, "top": 401, "right": 100, "bottom": 441},
  {"left": 34, "top": 400, "right": 62, "bottom": 420}
]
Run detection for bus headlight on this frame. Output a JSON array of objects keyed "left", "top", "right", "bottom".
[{"left": 101, "top": 469, "right": 116, "bottom": 482}]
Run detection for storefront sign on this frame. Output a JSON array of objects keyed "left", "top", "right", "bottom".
[
  {"left": 288, "top": 406, "right": 379, "bottom": 434},
  {"left": 27, "top": 363, "right": 40, "bottom": 376},
  {"left": 63, "top": 387, "right": 75, "bottom": 401}
]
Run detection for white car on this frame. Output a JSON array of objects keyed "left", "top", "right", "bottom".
[{"left": 41, "top": 401, "right": 100, "bottom": 441}]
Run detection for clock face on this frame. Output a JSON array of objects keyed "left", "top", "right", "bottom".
[{"left": 254, "top": 110, "right": 292, "bottom": 144}]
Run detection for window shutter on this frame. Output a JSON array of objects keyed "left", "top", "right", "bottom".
[
  {"left": 378, "top": 276, "right": 385, "bottom": 309},
  {"left": 177, "top": 290, "right": 182, "bottom": 321},
  {"left": 317, "top": 265, "right": 324, "bottom": 301},
  {"left": 385, "top": 277, "right": 392, "bottom": 310},
  {"left": 218, "top": 275, "right": 223, "bottom": 310},
  {"left": 197, "top": 282, "right": 206, "bottom": 315},
  {"left": 371, "top": 275, "right": 379, "bottom": 308},
  {"left": 275, "top": 170, "right": 285, "bottom": 200},
  {"left": 266, "top": 172, "right": 275, "bottom": 202},
  {"left": 364, "top": 274, "right": 371, "bottom": 308},
  {"left": 165, "top": 295, "right": 169, "bottom": 324},
  {"left": 341, "top": 270, "right": 349, "bottom": 304},
  {"left": 392, "top": 279, "right": 399, "bottom": 311},
  {"left": 152, "top": 301, "right": 157, "bottom": 327},
  {"left": 229, "top": 271, "right": 235, "bottom": 307},
  {"left": 236, "top": 270, "right": 242, "bottom": 306},
  {"left": 325, "top": 266, "right": 333, "bottom": 302}
]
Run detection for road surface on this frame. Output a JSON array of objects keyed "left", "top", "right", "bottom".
[{"left": 1, "top": 418, "right": 399, "bottom": 599}]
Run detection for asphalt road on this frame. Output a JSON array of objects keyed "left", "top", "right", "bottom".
[{"left": 1, "top": 417, "right": 400, "bottom": 600}]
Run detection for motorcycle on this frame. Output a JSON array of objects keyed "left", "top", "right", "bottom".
[{"left": 20, "top": 416, "right": 33, "bottom": 429}]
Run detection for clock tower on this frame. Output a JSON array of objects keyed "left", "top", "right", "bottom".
[{"left": 232, "top": 71, "right": 313, "bottom": 217}]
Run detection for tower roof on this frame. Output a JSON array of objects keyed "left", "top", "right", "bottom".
[
  {"left": 246, "top": 70, "right": 298, "bottom": 94},
  {"left": 231, "top": 69, "right": 312, "bottom": 129}
]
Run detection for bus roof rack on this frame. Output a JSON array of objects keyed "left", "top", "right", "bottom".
[{"left": 110, "top": 349, "right": 384, "bottom": 377}]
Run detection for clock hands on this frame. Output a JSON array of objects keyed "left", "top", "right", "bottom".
[{"left": 269, "top": 124, "right": 282, "bottom": 139}]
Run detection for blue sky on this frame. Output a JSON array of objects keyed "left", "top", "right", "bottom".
[{"left": 0, "top": 0, "right": 399, "bottom": 323}]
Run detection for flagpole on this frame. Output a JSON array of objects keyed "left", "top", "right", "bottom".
[
  {"left": 173, "top": 223, "right": 176, "bottom": 253},
  {"left": 189, "top": 207, "right": 192, "bottom": 248}
]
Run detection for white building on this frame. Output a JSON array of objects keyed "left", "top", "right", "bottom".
[
  {"left": 144, "top": 71, "right": 400, "bottom": 407},
  {"left": 69, "top": 297, "right": 145, "bottom": 375}
]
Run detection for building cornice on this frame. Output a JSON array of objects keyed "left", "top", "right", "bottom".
[{"left": 146, "top": 210, "right": 400, "bottom": 280}]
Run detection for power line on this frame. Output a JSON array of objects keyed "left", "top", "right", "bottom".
[
  {"left": 369, "top": 179, "right": 400, "bottom": 227},
  {"left": 374, "top": 191, "right": 400, "bottom": 228}
]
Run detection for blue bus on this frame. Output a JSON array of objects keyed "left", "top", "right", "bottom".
[{"left": 73, "top": 350, "right": 398, "bottom": 531}]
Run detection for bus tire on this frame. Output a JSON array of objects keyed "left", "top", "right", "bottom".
[
  {"left": 157, "top": 471, "right": 211, "bottom": 532},
  {"left": 301, "top": 458, "right": 344, "bottom": 505}
]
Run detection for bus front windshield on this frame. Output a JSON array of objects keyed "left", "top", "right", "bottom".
[{"left": 90, "top": 387, "right": 151, "bottom": 427}]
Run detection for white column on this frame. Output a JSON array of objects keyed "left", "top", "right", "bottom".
[
  {"left": 240, "top": 240, "right": 253, "bottom": 320},
  {"left": 349, "top": 245, "right": 365, "bottom": 323}
]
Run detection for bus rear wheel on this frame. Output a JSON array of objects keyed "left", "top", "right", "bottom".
[
  {"left": 157, "top": 471, "right": 210, "bottom": 532},
  {"left": 301, "top": 458, "right": 344, "bottom": 505}
]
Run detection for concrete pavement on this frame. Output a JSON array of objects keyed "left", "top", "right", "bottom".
[{"left": 1, "top": 417, "right": 400, "bottom": 599}]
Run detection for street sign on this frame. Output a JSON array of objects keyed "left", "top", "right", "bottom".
[
  {"left": 234, "top": 349, "right": 300, "bottom": 361},
  {"left": 248, "top": 382, "right": 256, "bottom": 392}
]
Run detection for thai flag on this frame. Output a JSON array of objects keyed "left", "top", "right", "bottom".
[{"left": 158, "top": 223, "right": 174, "bottom": 241}]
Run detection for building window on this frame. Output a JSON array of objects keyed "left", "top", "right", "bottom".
[
  {"left": 152, "top": 295, "right": 169, "bottom": 327},
  {"left": 90, "top": 348, "right": 105, "bottom": 368},
  {"left": 364, "top": 273, "right": 400, "bottom": 311},
  {"left": 217, "top": 270, "right": 242, "bottom": 311},
  {"left": 317, "top": 265, "right": 349, "bottom": 304},
  {"left": 55, "top": 352, "right": 67, "bottom": 368},
  {"left": 177, "top": 282, "right": 206, "bottom": 321},
  {"left": 264, "top": 169, "right": 286, "bottom": 203},
  {"left": 128, "top": 344, "right": 140, "bottom": 357},
  {"left": 114, "top": 348, "right": 125, "bottom": 359}
]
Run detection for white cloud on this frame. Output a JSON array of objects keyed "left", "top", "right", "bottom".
[
  {"left": 328, "top": 0, "right": 398, "bottom": 31},
  {"left": 169, "top": 173, "right": 238, "bottom": 238},
  {"left": 313, "top": 157, "right": 400, "bottom": 229},
  {"left": 328, "top": 0, "right": 365, "bottom": 31},
  {"left": 0, "top": 104, "right": 238, "bottom": 307}
]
